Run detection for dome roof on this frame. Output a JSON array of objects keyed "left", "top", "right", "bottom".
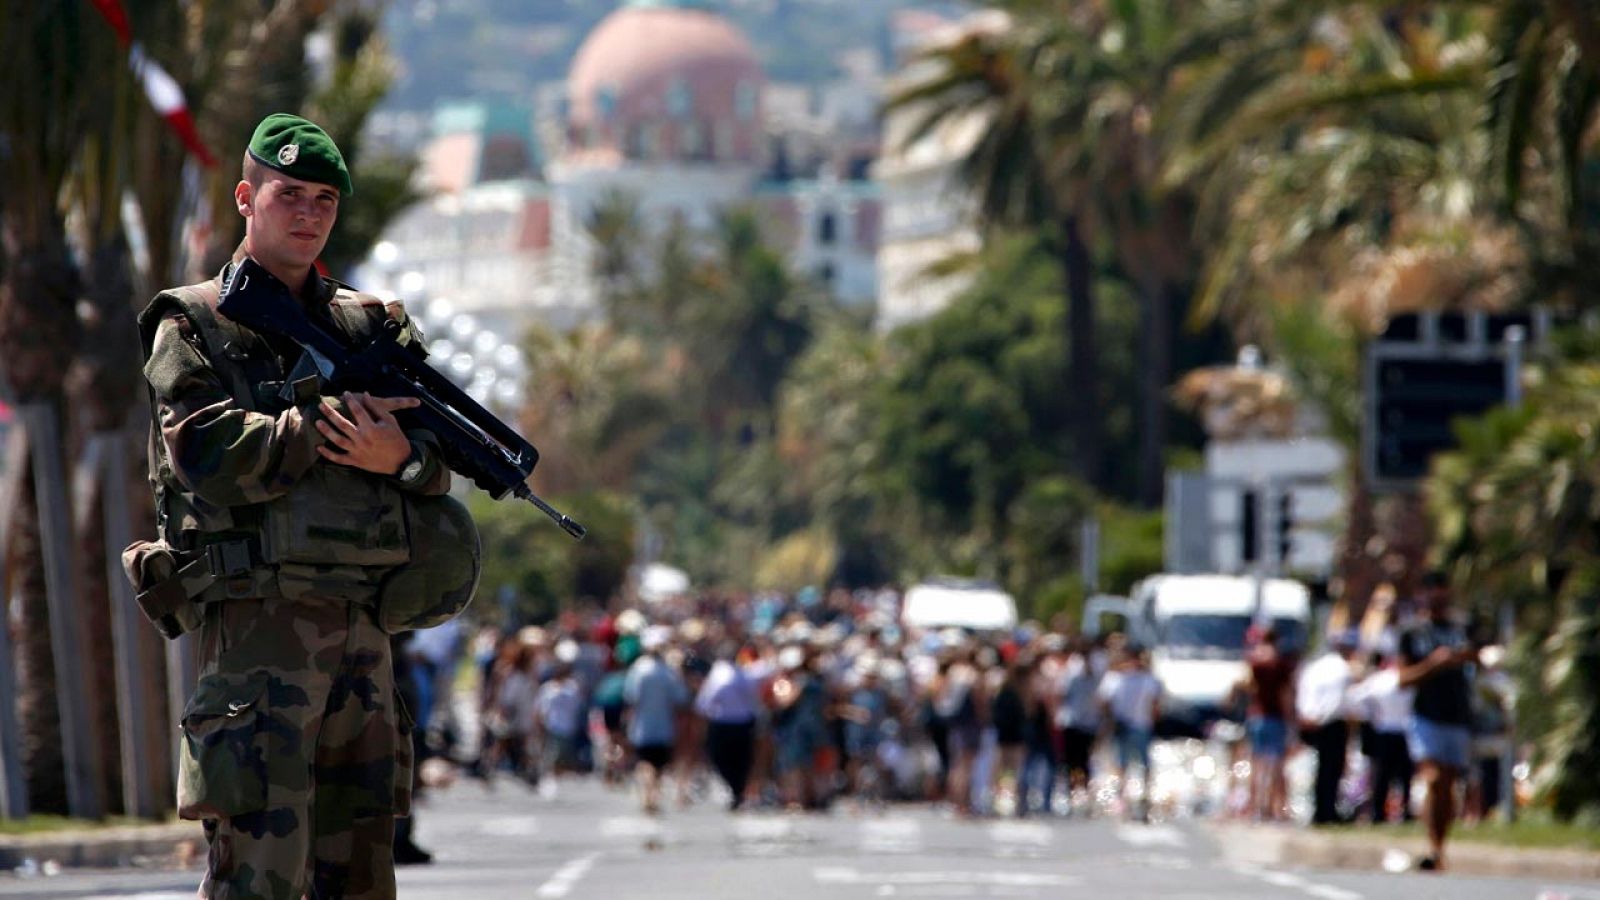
[{"left": 565, "top": 4, "right": 765, "bottom": 164}]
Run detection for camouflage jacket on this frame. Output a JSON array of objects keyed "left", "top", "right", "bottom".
[{"left": 142, "top": 251, "right": 450, "bottom": 565}]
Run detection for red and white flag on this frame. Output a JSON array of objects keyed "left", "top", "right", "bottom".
[{"left": 90, "top": 0, "right": 217, "bottom": 167}]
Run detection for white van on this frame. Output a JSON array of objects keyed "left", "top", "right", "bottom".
[{"left": 1125, "top": 574, "right": 1312, "bottom": 736}]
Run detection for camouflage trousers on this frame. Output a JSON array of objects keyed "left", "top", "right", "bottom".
[{"left": 178, "top": 584, "right": 413, "bottom": 900}]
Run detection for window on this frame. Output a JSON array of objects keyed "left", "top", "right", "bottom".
[
  {"left": 597, "top": 85, "right": 619, "bottom": 119},
  {"left": 667, "top": 78, "right": 693, "bottom": 119},
  {"left": 816, "top": 262, "right": 835, "bottom": 286},
  {"left": 818, "top": 210, "right": 837, "bottom": 245},
  {"left": 734, "top": 80, "right": 758, "bottom": 120},
  {"left": 680, "top": 121, "right": 705, "bottom": 160}
]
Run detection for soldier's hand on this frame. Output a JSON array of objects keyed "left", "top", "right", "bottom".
[{"left": 315, "top": 392, "right": 420, "bottom": 474}]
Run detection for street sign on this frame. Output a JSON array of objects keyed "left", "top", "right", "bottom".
[{"left": 1364, "top": 311, "right": 1548, "bottom": 490}]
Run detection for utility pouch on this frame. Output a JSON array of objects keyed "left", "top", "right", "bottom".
[
  {"left": 177, "top": 672, "right": 272, "bottom": 820},
  {"left": 259, "top": 465, "right": 411, "bottom": 568},
  {"left": 121, "top": 539, "right": 207, "bottom": 640}
]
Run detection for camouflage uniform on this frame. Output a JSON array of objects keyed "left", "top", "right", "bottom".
[{"left": 143, "top": 247, "right": 448, "bottom": 900}]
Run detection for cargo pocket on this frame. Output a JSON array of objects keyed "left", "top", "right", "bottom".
[
  {"left": 394, "top": 693, "right": 416, "bottom": 818},
  {"left": 177, "top": 672, "right": 271, "bottom": 820}
]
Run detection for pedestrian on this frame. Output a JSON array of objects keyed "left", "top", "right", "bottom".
[
  {"left": 1398, "top": 572, "right": 1479, "bottom": 871},
  {"left": 1242, "top": 626, "right": 1294, "bottom": 821},
  {"left": 930, "top": 646, "right": 986, "bottom": 816},
  {"left": 770, "top": 643, "right": 829, "bottom": 810},
  {"left": 391, "top": 634, "right": 433, "bottom": 866},
  {"left": 1099, "top": 646, "right": 1161, "bottom": 821},
  {"left": 696, "top": 642, "right": 763, "bottom": 810},
  {"left": 989, "top": 657, "right": 1031, "bottom": 815},
  {"left": 1296, "top": 628, "right": 1360, "bottom": 826},
  {"left": 1017, "top": 647, "right": 1060, "bottom": 817},
  {"left": 535, "top": 662, "right": 586, "bottom": 778},
  {"left": 135, "top": 114, "right": 456, "bottom": 899},
  {"left": 1054, "top": 638, "right": 1102, "bottom": 815},
  {"left": 624, "top": 626, "right": 689, "bottom": 814},
  {"left": 1348, "top": 651, "right": 1415, "bottom": 823}
]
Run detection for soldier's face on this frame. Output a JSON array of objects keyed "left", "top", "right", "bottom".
[{"left": 239, "top": 171, "right": 339, "bottom": 275}]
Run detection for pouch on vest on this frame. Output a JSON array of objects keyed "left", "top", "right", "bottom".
[
  {"left": 121, "top": 539, "right": 206, "bottom": 640},
  {"left": 259, "top": 464, "right": 411, "bottom": 568}
]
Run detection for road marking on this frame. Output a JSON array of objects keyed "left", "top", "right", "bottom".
[
  {"left": 1118, "top": 852, "right": 1194, "bottom": 870},
  {"left": 987, "top": 821, "right": 1052, "bottom": 846},
  {"left": 599, "top": 816, "right": 663, "bottom": 839},
  {"left": 1304, "top": 886, "right": 1361, "bottom": 900},
  {"left": 535, "top": 852, "right": 599, "bottom": 899},
  {"left": 814, "top": 867, "right": 1078, "bottom": 888},
  {"left": 735, "top": 815, "right": 796, "bottom": 841},
  {"left": 1228, "top": 864, "right": 1364, "bottom": 900},
  {"left": 862, "top": 817, "right": 923, "bottom": 852},
  {"left": 478, "top": 815, "right": 540, "bottom": 837},
  {"left": 1112, "top": 823, "right": 1188, "bottom": 849}
]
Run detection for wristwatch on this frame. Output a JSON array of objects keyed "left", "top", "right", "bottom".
[{"left": 395, "top": 443, "right": 425, "bottom": 486}]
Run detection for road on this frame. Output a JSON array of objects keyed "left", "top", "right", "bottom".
[{"left": 0, "top": 777, "right": 1588, "bottom": 899}]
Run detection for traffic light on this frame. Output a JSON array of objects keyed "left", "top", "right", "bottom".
[
  {"left": 1277, "top": 491, "right": 1293, "bottom": 565},
  {"left": 1240, "top": 489, "right": 1259, "bottom": 564},
  {"left": 1371, "top": 357, "right": 1506, "bottom": 482}
]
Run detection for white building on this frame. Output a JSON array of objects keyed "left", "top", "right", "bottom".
[
  {"left": 365, "top": 0, "right": 882, "bottom": 335},
  {"left": 872, "top": 13, "right": 996, "bottom": 332}
]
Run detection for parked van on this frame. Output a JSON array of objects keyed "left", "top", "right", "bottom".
[{"left": 1124, "top": 574, "right": 1312, "bottom": 737}]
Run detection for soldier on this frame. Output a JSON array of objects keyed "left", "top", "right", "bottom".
[{"left": 137, "top": 114, "right": 451, "bottom": 899}]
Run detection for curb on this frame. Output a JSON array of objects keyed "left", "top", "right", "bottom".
[
  {"left": 0, "top": 822, "right": 203, "bottom": 871},
  {"left": 1214, "top": 823, "right": 1600, "bottom": 881}
]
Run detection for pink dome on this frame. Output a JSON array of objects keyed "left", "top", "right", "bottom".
[{"left": 565, "top": 6, "right": 765, "bottom": 164}]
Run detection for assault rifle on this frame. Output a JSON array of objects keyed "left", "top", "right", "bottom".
[{"left": 218, "top": 257, "right": 586, "bottom": 539}]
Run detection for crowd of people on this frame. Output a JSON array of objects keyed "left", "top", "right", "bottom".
[{"left": 394, "top": 575, "right": 1514, "bottom": 872}]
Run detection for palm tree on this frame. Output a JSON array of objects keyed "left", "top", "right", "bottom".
[
  {"left": 887, "top": 11, "right": 1103, "bottom": 488},
  {"left": 1484, "top": 0, "right": 1600, "bottom": 310},
  {"left": 1428, "top": 360, "right": 1600, "bottom": 819},
  {"left": 0, "top": 1, "right": 117, "bottom": 816}
]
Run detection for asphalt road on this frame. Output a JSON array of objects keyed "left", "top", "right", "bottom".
[{"left": 0, "top": 776, "right": 1590, "bottom": 899}]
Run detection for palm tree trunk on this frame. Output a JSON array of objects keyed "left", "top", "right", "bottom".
[
  {"left": 1057, "top": 217, "right": 1102, "bottom": 487},
  {"left": 0, "top": 234, "right": 86, "bottom": 815},
  {"left": 1135, "top": 274, "right": 1173, "bottom": 507}
]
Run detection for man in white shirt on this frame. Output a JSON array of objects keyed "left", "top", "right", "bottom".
[
  {"left": 1099, "top": 647, "right": 1161, "bottom": 820},
  {"left": 695, "top": 645, "right": 765, "bottom": 810},
  {"left": 1296, "top": 629, "right": 1360, "bottom": 825}
]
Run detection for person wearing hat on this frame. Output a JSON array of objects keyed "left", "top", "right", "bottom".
[{"left": 136, "top": 114, "right": 453, "bottom": 899}]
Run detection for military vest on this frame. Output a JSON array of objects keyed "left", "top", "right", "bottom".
[{"left": 136, "top": 270, "right": 412, "bottom": 570}]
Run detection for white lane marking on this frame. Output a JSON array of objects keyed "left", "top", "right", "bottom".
[
  {"left": 735, "top": 816, "right": 796, "bottom": 841},
  {"left": 477, "top": 815, "right": 540, "bottom": 837},
  {"left": 1258, "top": 871, "right": 1306, "bottom": 888},
  {"left": 1113, "top": 823, "right": 1188, "bottom": 849},
  {"left": 814, "top": 867, "right": 1078, "bottom": 887},
  {"left": 862, "top": 817, "right": 923, "bottom": 852},
  {"left": 987, "top": 821, "right": 1052, "bottom": 846},
  {"left": 599, "top": 816, "right": 663, "bottom": 839},
  {"left": 1229, "top": 863, "right": 1364, "bottom": 900},
  {"left": 535, "top": 852, "right": 599, "bottom": 899},
  {"left": 1304, "top": 886, "right": 1362, "bottom": 900}
]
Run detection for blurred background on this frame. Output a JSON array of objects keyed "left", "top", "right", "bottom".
[{"left": 0, "top": 0, "right": 1597, "bottom": 837}]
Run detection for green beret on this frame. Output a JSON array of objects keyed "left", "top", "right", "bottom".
[{"left": 246, "top": 113, "right": 353, "bottom": 196}]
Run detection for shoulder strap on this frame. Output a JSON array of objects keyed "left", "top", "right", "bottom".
[{"left": 139, "top": 280, "right": 258, "bottom": 412}]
